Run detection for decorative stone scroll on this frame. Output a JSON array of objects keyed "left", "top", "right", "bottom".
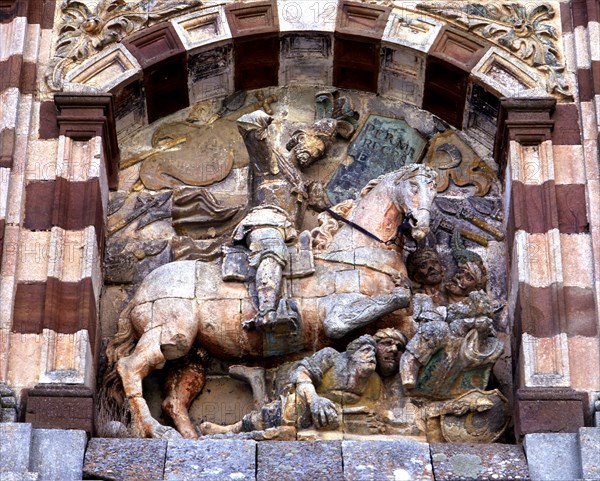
[
  {"left": 417, "top": 2, "right": 571, "bottom": 96},
  {"left": 46, "top": 0, "right": 203, "bottom": 90}
]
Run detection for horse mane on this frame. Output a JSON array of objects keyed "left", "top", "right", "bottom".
[
  {"left": 311, "top": 164, "right": 436, "bottom": 251},
  {"left": 311, "top": 199, "right": 354, "bottom": 250},
  {"left": 359, "top": 176, "right": 384, "bottom": 197}
]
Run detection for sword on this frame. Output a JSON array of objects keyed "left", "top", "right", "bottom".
[
  {"left": 436, "top": 198, "right": 505, "bottom": 241},
  {"left": 430, "top": 214, "right": 489, "bottom": 247},
  {"left": 468, "top": 196, "right": 503, "bottom": 222}
]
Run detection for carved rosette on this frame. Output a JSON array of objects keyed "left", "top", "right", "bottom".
[
  {"left": 46, "top": 0, "right": 203, "bottom": 91},
  {"left": 417, "top": 2, "right": 570, "bottom": 96}
]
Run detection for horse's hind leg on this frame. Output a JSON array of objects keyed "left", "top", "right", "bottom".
[
  {"left": 117, "top": 327, "right": 181, "bottom": 439},
  {"left": 162, "top": 352, "right": 206, "bottom": 439},
  {"left": 118, "top": 298, "right": 197, "bottom": 439}
]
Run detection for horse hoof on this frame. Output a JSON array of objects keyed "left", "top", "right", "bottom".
[
  {"left": 154, "top": 425, "right": 183, "bottom": 440},
  {"left": 242, "top": 319, "right": 256, "bottom": 331}
]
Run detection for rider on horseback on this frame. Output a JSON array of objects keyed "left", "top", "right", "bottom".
[{"left": 234, "top": 110, "right": 337, "bottom": 332}]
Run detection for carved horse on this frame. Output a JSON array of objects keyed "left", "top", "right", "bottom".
[{"left": 101, "top": 164, "right": 437, "bottom": 439}]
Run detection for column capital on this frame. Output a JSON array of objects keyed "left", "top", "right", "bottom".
[
  {"left": 495, "top": 97, "right": 557, "bottom": 170},
  {"left": 502, "top": 97, "right": 556, "bottom": 141},
  {"left": 54, "top": 93, "right": 120, "bottom": 189}
]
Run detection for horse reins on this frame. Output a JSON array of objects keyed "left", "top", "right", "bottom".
[{"left": 324, "top": 207, "right": 426, "bottom": 246}]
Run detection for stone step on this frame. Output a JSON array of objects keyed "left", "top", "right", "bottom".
[
  {"left": 524, "top": 432, "right": 584, "bottom": 481},
  {"left": 578, "top": 427, "right": 600, "bottom": 481},
  {"left": 258, "top": 441, "right": 343, "bottom": 481},
  {"left": 164, "top": 439, "right": 256, "bottom": 480},
  {"left": 0, "top": 423, "right": 33, "bottom": 473},
  {"left": 431, "top": 442, "right": 530, "bottom": 481},
  {"left": 29, "top": 428, "right": 87, "bottom": 481},
  {"left": 0, "top": 472, "right": 38, "bottom": 481},
  {"left": 345, "top": 439, "right": 433, "bottom": 481},
  {"left": 83, "top": 438, "right": 167, "bottom": 481}
]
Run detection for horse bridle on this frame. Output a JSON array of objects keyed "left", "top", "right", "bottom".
[{"left": 325, "top": 206, "right": 430, "bottom": 246}]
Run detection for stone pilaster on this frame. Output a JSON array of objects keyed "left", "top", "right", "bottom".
[
  {"left": 498, "top": 97, "right": 594, "bottom": 436},
  {"left": 11, "top": 94, "right": 118, "bottom": 433}
]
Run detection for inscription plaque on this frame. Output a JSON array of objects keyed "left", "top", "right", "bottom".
[{"left": 326, "top": 115, "right": 426, "bottom": 204}]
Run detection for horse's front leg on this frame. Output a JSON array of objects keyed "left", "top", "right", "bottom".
[{"left": 322, "top": 287, "right": 411, "bottom": 338}]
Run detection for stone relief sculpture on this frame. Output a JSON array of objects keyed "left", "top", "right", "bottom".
[
  {"left": 417, "top": 2, "right": 570, "bottom": 96},
  {"left": 200, "top": 335, "right": 382, "bottom": 438},
  {"left": 46, "top": 0, "right": 203, "bottom": 90},
  {"left": 100, "top": 109, "right": 438, "bottom": 440},
  {"left": 229, "top": 110, "right": 338, "bottom": 332},
  {"left": 100, "top": 87, "right": 509, "bottom": 444}
]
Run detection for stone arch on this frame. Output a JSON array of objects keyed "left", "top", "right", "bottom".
[{"left": 47, "top": 0, "right": 569, "bottom": 138}]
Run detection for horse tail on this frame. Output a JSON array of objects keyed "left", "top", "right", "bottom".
[{"left": 96, "top": 300, "right": 138, "bottom": 436}]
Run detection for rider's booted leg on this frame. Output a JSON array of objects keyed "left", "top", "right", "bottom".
[
  {"left": 242, "top": 227, "right": 289, "bottom": 331},
  {"left": 254, "top": 256, "right": 283, "bottom": 331}
]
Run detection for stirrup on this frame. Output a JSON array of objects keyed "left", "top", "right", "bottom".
[{"left": 242, "top": 309, "right": 277, "bottom": 331}]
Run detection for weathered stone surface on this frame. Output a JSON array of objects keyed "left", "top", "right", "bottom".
[
  {"left": 524, "top": 433, "right": 582, "bottom": 481},
  {"left": 29, "top": 429, "right": 87, "bottom": 481},
  {"left": 0, "top": 423, "right": 32, "bottom": 473},
  {"left": 83, "top": 438, "right": 167, "bottom": 481},
  {"left": 343, "top": 440, "right": 433, "bottom": 481},
  {"left": 257, "top": 441, "right": 342, "bottom": 481},
  {"left": 431, "top": 443, "right": 530, "bottom": 480},
  {"left": 0, "top": 383, "right": 17, "bottom": 422},
  {"left": 579, "top": 427, "right": 600, "bottom": 481},
  {"left": 326, "top": 115, "right": 426, "bottom": 204},
  {"left": 164, "top": 439, "right": 256, "bottom": 480},
  {"left": 516, "top": 388, "right": 586, "bottom": 436},
  {"left": 0, "top": 473, "right": 39, "bottom": 481},
  {"left": 0, "top": 409, "right": 17, "bottom": 422},
  {"left": 25, "top": 385, "right": 94, "bottom": 434}
]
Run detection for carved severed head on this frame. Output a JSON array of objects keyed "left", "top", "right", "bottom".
[{"left": 286, "top": 118, "right": 337, "bottom": 168}]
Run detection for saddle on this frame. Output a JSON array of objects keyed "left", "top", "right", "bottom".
[{"left": 222, "top": 230, "right": 315, "bottom": 282}]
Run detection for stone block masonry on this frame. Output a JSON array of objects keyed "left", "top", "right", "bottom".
[{"left": 0, "top": 423, "right": 594, "bottom": 480}]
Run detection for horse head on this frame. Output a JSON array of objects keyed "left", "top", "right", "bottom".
[{"left": 391, "top": 164, "right": 437, "bottom": 241}]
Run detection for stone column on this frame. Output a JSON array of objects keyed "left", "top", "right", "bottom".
[
  {"left": 499, "top": 97, "right": 593, "bottom": 436},
  {"left": 13, "top": 94, "right": 117, "bottom": 434}
]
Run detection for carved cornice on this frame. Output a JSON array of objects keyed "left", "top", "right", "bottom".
[
  {"left": 494, "top": 96, "right": 556, "bottom": 176},
  {"left": 417, "top": 2, "right": 571, "bottom": 97},
  {"left": 54, "top": 93, "right": 120, "bottom": 189},
  {"left": 45, "top": 0, "right": 203, "bottom": 91}
]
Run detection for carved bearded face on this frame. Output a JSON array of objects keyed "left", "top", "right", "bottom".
[
  {"left": 407, "top": 248, "right": 444, "bottom": 286},
  {"left": 413, "top": 256, "right": 444, "bottom": 286},
  {"left": 375, "top": 338, "right": 403, "bottom": 377},
  {"left": 445, "top": 264, "right": 482, "bottom": 297},
  {"left": 350, "top": 343, "right": 377, "bottom": 377},
  {"left": 292, "top": 132, "right": 326, "bottom": 168}
]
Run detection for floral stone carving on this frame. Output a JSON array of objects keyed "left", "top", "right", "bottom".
[
  {"left": 418, "top": 2, "right": 570, "bottom": 96},
  {"left": 46, "top": 0, "right": 203, "bottom": 90}
]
